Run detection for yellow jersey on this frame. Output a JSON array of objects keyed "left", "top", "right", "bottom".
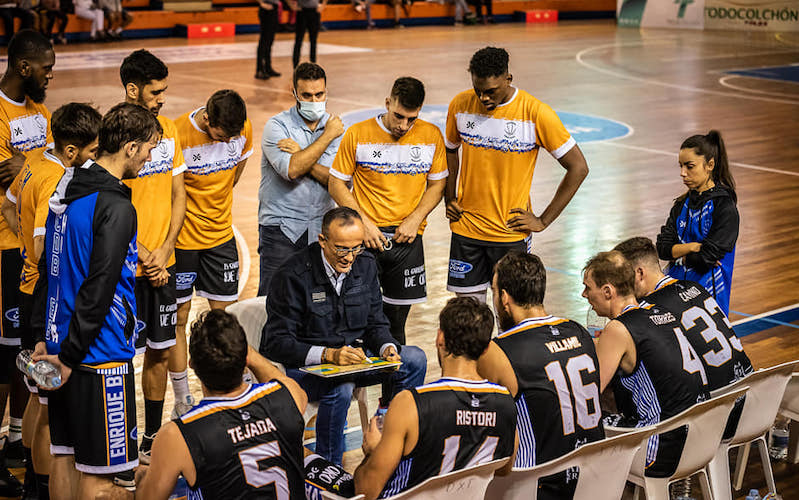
[
  {"left": 445, "top": 88, "right": 575, "bottom": 243},
  {"left": 330, "top": 116, "right": 447, "bottom": 233},
  {"left": 6, "top": 149, "right": 63, "bottom": 294},
  {"left": 175, "top": 108, "right": 253, "bottom": 250},
  {"left": 0, "top": 91, "right": 52, "bottom": 250},
  {"left": 124, "top": 115, "right": 186, "bottom": 275}
]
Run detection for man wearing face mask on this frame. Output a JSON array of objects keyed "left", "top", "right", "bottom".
[
  {"left": 258, "top": 62, "right": 343, "bottom": 295},
  {"left": 328, "top": 77, "right": 446, "bottom": 347}
]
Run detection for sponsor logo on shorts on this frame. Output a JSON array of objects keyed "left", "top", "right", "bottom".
[
  {"left": 104, "top": 375, "right": 129, "bottom": 465},
  {"left": 176, "top": 272, "right": 197, "bottom": 290},
  {"left": 136, "top": 320, "right": 146, "bottom": 334},
  {"left": 130, "top": 427, "right": 137, "bottom": 442},
  {"left": 449, "top": 260, "right": 473, "bottom": 279},
  {"left": 4, "top": 307, "right": 19, "bottom": 328}
]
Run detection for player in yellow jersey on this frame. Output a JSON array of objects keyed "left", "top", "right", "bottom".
[
  {"left": 3, "top": 103, "right": 101, "bottom": 500},
  {"left": 444, "top": 47, "right": 588, "bottom": 302},
  {"left": 174, "top": 90, "right": 252, "bottom": 415},
  {"left": 329, "top": 77, "right": 446, "bottom": 345},
  {"left": 0, "top": 29, "right": 54, "bottom": 498},
  {"left": 120, "top": 49, "right": 188, "bottom": 466}
]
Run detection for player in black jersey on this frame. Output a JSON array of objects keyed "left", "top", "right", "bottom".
[
  {"left": 477, "top": 252, "right": 603, "bottom": 500},
  {"left": 614, "top": 237, "right": 753, "bottom": 389},
  {"left": 350, "top": 297, "right": 517, "bottom": 499},
  {"left": 583, "top": 251, "right": 709, "bottom": 478},
  {"left": 136, "top": 310, "right": 308, "bottom": 499}
]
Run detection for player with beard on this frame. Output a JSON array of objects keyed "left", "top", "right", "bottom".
[
  {"left": 477, "top": 252, "right": 603, "bottom": 500},
  {"left": 120, "top": 49, "right": 188, "bottom": 467},
  {"left": 0, "top": 29, "right": 54, "bottom": 499}
]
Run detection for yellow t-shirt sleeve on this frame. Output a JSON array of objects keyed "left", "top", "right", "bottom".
[
  {"left": 172, "top": 130, "right": 186, "bottom": 175},
  {"left": 445, "top": 97, "right": 462, "bottom": 150},
  {"left": 0, "top": 120, "right": 13, "bottom": 161},
  {"left": 6, "top": 168, "right": 22, "bottom": 203},
  {"left": 330, "top": 128, "right": 356, "bottom": 180},
  {"left": 535, "top": 103, "right": 575, "bottom": 160},
  {"left": 428, "top": 130, "right": 449, "bottom": 180},
  {"left": 241, "top": 119, "right": 254, "bottom": 160},
  {"left": 34, "top": 174, "right": 60, "bottom": 233}
]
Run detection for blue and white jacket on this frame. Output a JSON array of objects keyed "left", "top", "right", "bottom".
[
  {"left": 656, "top": 185, "right": 739, "bottom": 315},
  {"left": 33, "top": 162, "right": 138, "bottom": 368}
]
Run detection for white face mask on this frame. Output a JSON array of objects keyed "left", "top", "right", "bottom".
[{"left": 295, "top": 92, "right": 326, "bottom": 122}]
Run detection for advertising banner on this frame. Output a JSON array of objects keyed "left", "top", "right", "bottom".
[
  {"left": 705, "top": 0, "right": 799, "bottom": 31},
  {"left": 617, "top": 0, "right": 705, "bottom": 28}
]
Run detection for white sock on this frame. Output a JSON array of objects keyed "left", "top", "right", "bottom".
[
  {"left": 8, "top": 417, "right": 22, "bottom": 443},
  {"left": 170, "top": 370, "right": 192, "bottom": 405},
  {"left": 113, "top": 27, "right": 122, "bottom": 34}
]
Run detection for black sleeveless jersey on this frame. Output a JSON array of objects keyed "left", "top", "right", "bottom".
[
  {"left": 494, "top": 317, "right": 605, "bottom": 468},
  {"left": 176, "top": 382, "right": 305, "bottom": 500},
  {"left": 380, "top": 378, "right": 516, "bottom": 498},
  {"left": 643, "top": 277, "right": 753, "bottom": 390}
]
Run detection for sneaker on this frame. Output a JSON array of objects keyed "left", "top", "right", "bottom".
[
  {"left": 3, "top": 439, "right": 25, "bottom": 469},
  {"left": 171, "top": 394, "right": 196, "bottom": 419},
  {"left": 138, "top": 433, "right": 155, "bottom": 465},
  {"left": 113, "top": 469, "right": 135, "bottom": 492},
  {"left": 0, "top": 466, "right": 23, "bottom": 497}
]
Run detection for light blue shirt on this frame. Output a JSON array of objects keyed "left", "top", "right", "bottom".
[{"left": 259, "top": 106, "right": 340, "bottom": 244}]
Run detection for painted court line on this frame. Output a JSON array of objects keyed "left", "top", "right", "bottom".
[{"left": 718, "top": 75, "right": 799, "bottom": 99}]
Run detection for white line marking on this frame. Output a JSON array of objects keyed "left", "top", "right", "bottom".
[
  {"left": 233, "top": 223, "right": 251, "bottom": 295},
  {"left": 660, "top": 50, "right": 799, "bottom": 62},
  {"left": 575, "top": 41, "right": 799, "bottom": 106},
  {"left": 599, "top": 141, "right": 799, "bottom": 177},
  {"left": 732, "top": 303, "right": 799, "bottom": 326},
  {"left": 718, "top": 75, "right": 799, "bottom": 98}
]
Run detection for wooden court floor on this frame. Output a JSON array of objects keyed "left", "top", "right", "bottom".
[{"left": 3, "top": 19, "right": 799, "bottom": 498}]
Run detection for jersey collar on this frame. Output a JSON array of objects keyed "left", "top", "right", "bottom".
[
  {"left": 495, "top": 87, "right": 519, "bottom": 109},
  {"left": 0, "top": 89, "right": 25, "bottom": 106},
  {"left": 500, "top": 315, "right": 555, "bottom": 335},
  {"left": 43, "top": 149, "right": 66, "bottom": 169},
  {"left": 375, "top": 113, "right": 415, "bottom": 139},
  {"left": 654, "top": 276, "right": 677, "bottom": 291},
  {"left": 189, "top": 107, "right": 206, "bottom": 135}
]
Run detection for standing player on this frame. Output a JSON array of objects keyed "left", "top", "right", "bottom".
[
  {"left": 582, "top": 251, "right": 708, "bottom": 478},
  {"left": 32, "top": 103, "right": 161, "bottom": 499},
  {"left": 328, "top": 77, "right": 446, "bottom": 344},
  {"left": 0, "top": 29, "right": 54, "bottom": 497},
  {"left": 477, "top": 252, "right": 604, "bottom": 500},
  {"left": 120, "top": 49, "right": 188, "bottom": 463},
  {"left": 444, "top": 47, "right": 588, "bottom": 301},
  {"left": 174, "top": 90, "right": 252, "bottom": 416},
  {"left": 3, "top": 103, "right": 101, "bottom": 500},
  {"left": 135, "top": 310, "right": 308, "bottom": 500}
]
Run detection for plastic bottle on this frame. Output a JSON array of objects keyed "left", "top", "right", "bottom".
[
  {"left": 745, "top": 489, "right": 762, "bottom": 500},
  {"left": 768, "top": 416, "right": 790, "bottom": 460},
  {"left": 586, "top": 307, "right": 608, "bottom": 338},
  {"left": 16, "top": 350, "right": 62, "bottom": 389},
  {"left": 374, "top": 405, "right": 388, "bottom": 432},
  {"left": 763, "top": 493, "right": 782, "bottom": 500}
]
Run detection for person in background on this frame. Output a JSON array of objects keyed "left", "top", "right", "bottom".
[
  {"left": 255, "top": 0, "right": 280, "bottom": 80},
  {"left": 656, "top": 130, "right": 738, "bottom": 316},
  {"left": 291, "top": 0, "right": 324, "bottom": 69},
  {"left": 0, "top": 0, "right": 35, "bottom": 43},
  {"left": 73, "top": 0, "right": 106, "bottom": 41},
  {"left": 38, "top": 0, "right": 67, "bottom": 45}
]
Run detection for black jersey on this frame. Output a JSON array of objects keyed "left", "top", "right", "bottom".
[
  {"left": 494, "top": 317, "right": 605, "bottom": 468},
  {"left": 380, "top": 378, "right": 516, "bottom": 498},
  {"left": 176, "top": 382, "right": 305, "bottom": 500},
  {"left": 643, "top": 277, "right": 753, "bottom": 390},
  {"left": 613, "top": 304, "right": 710, "bottom": 477}
]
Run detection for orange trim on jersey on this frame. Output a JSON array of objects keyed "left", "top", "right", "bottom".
[
  {"left": 82, "top": 361, "right": 127, "bottom": 370},
  {"left": 497, "top": 318, "right": 569, "bottom": 339},
  {"left": 181, "top": 384, "right": 281, "bottom": 424},
  {"left": 415, "top": 385, "right": 510, "bottom": 395},
  {"left": 655, "top": 278, "right": 679, "bottom": 291}
]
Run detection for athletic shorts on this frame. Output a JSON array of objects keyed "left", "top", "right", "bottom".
[
  {"left": 175, "top": 238, "right": 239, "bottom": 304},
  {"left": 47, "top": 364, "right": 138, "bottom": 474},
  {"left": 0, "top": 248, "right": 22, "bottom": 346},
  {"left": 304, "top": 454, "right": 355, "bottom": 498},
  {"left": 372, "top": 227, "right": 426, "bottom": 305},
  {"left": 446, "top": 233, "right": 531, "bottom": 293},
  {"left": 134, "top": 266, "right": 177, "bottom": 354},
  {"left": 0, "top": 344, "right": 18, "bottom": 385}
]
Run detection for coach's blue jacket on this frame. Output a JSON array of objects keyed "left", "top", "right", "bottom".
[
  {"left": 33, "top": 162, "right": 138, "bottom": 368},
  {"left": 656, "top": 185, "right": 738, "bottom": 315}
]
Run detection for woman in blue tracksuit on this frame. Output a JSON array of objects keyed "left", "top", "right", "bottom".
[{"left": 656, "top": 130, "right": 739, "bottom": 315}]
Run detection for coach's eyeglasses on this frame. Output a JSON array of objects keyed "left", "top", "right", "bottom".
[{"left": 333, "top": 245, "right": 365, "bottom": 257}]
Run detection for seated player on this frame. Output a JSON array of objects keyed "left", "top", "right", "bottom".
[
  {"left": 582, "top": 251, "right": 709, "bottom": 478},
  {"left": 135, "top": 310, "right": 308, "bottom": 499},
  {"left": 477, "top": 252, "right": 604, "bottom": 499},
  {"left": 263, "top": 207, "right": 427, "bottom": 465},
  {"left": 308, "top": 297, "right": 517, "bottom": 500}
]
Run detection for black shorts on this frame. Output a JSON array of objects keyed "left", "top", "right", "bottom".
[
  {"left": 0, "top": 248, "right": 22, "bottom": 346},
  {"left": 0, "top": 344, "right": 18, "bottom": 385},
  {"left": 134, "top": 266, "right": 177, "bottom": 354},
  {"left": 19, "top": 292, "right": 40, "bottom": 395},
  {"left": 446, "top": 233, "right": 531, "bottom": 293},
  {"left": 372, "top": 228, "right": 426, "bottom": 305},
  {"left": 175, "top": 238, "right": 239, "bottom": 304},
  {"left": 47, "top": 365, "right": 138, "bottom": 473}
]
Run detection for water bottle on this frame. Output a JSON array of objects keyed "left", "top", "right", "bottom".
[
  {"left": 768, "top": 416, "right": 790, "bottom": 460},
  {"left": 586, "top": 307, "right": 608, "bottom": 338},
  {"left": 746, "top": 489, "right": 761, "bottom": 500},
  {"left": 16, "top": 350, "right": 62, "bottom": 389},
  {"left": 374, "top": 405, "right": 388, "bottom": 432},
  {"left": 763, "top": 493, "right": 783, "bottom": 500}
]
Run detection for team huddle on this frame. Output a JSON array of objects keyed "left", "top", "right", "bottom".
[{"left": 0, "top": 25, "right": 749, "bottom": 500}]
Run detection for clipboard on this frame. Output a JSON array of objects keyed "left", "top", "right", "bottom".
[{"left": 300, "top": 357, "right": 402, "bottom": 378}]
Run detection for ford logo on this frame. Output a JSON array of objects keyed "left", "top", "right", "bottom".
[
  {"left": 176, "top": 272, "right": 197, "bottom": 290},
  {"left": 449, "top": 260, "right": 473, "bottom": 274}
]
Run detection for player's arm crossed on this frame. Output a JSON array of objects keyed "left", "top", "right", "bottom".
[
  {"left": 265, "top": 115, "right": 344, "bottom": 185},
  {"left": 354, "top": 390, "right": 417, "bottom": 500},
  {"left": 593, "top": 319, "right": 636, "bottom": 392}
]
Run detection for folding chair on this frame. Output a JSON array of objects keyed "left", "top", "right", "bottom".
[
  {"left": 485, "top": 426, "right": 655, "bottom": 500},
  {"left": 778, "top": 372, "right": 799, "bottom": 463}
]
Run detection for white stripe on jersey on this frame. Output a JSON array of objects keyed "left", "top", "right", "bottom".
[
  {"left": 139, "top": 137, "right": 176, "bottom": 177},
  {"left": 180, "top": 382, "right": 279, "bottom": 421},
  {"left": 416, "top": 377, "right": 506, "bottom": 392},
  {"left": 500, "top": 316, "right": 558, "bottom": 337},
  {"left": 8, "top": 113, "right": 49, "bottom": 153},
  {"left": 382, "top": 457, "right": 413, "bottom": 497},
  {"left": 514, "top": 394, "right": 536, "bottom": 468},
  {"left": 184, "top": 136, "right": 249, "bottom": 176},
  {"left": 354, "top": 142, "right": 437, "bottom": 176},
  {"left": 455, "top": 112, "right": 537, "bottom": 154}
]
